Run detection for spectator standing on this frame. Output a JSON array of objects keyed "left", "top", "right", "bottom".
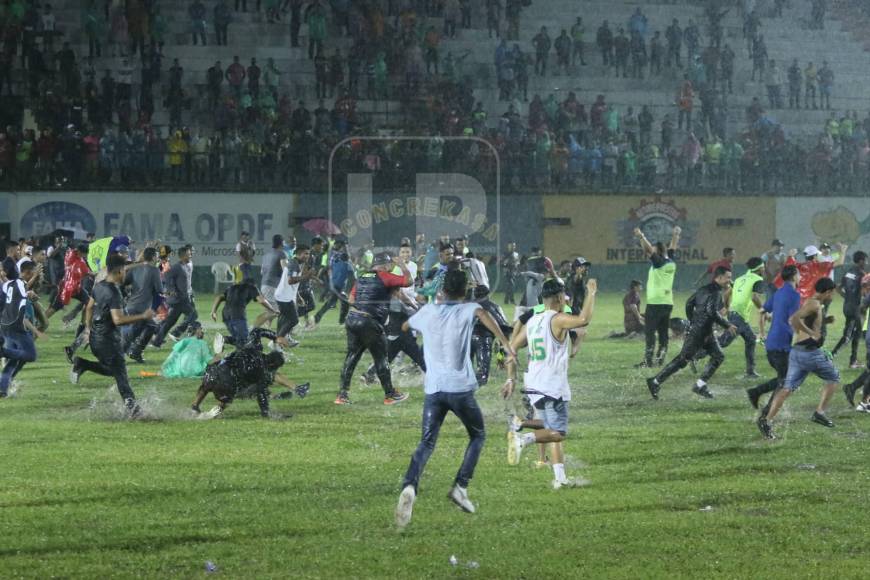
[
  {"left": 487, "top": 0, "right": 501, "bottom": 39},
  {"left": 248, "top": 58, "right": 261, "bottom": 98},
  {"left": 818, "top": 61, "right": 833, "bottom": 110},
  {"left": 677, "top": 78, "right": 693, "bottom": 130},
  {"left": 207, "top": 60, "right": 223, "bottom": 109},
  {"left": 649, "top": 30, "right": 662, "bottom": 76},
  {"left": 189, "top": 0, "right": 207, "bottom": 46},
  {"left": 532, "top": 26, "right": 551, "bottom": 76},
  {"left": 597, "top": 20, "right": 613, "bottom": 66},
  {"left": 804, "top": 61, "right": 817, "bottom": 109},
  {"left": 554, "top": 29, "right": 571, "bottom": 76},
  {"left": 787, "top": 59, "right": 802, "bottom": 109},
  {"left": 226, "top": 56, "right": 246, "bottom": 100},
  {"left": 765, "top": 59, "right": 783, "bottom": 109},
  {"left": 571, "top": 17, "right": 587, "bottom": 66},
  {"left": 306, "top": 2, "right": 327, "bottom": 60},
  {"left": 214, "top": 0, "right": 232, "bottom": 46},
  {"left": 665, "top": 19, "right": 682, "bottom": 68}
]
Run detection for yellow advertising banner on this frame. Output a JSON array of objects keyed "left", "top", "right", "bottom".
[{"left": 542, "top": 195, "right": 777, "bottom": 264}]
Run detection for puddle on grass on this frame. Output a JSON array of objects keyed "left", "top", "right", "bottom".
[{"left": 83, "top": 385, "right": 197, "bottom": 422}]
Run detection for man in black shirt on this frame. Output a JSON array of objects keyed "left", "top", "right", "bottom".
[
  {"left": 211, "top": 280, "right": 278, "bottom": 346},
  {"left": 70, "top": 255, "right": 154, "bottom": 416},
  {"left": 1, "top": 261, "right": 41, "bottom": 397},
  {"left": 831, "top": 251, "right": 867, "bottom": 366},
  {"left": 152, "top": 246, "right": 194, "bottom": 347},
  {"left": 123, "top": 247, "right": 163, "bottom": 363},
  {"left": 646, "top": 267, "right": 737, "bottom": 400}
]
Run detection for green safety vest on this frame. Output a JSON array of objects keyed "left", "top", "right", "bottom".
[
  {"left": 647, "top": 261, "right": 676, "bottom": 306},
  {"left": 731, "top": 271, "right": 763, "bottom": 326}
]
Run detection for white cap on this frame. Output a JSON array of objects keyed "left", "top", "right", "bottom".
[
  {"left": 24, "top": 245, "right": 33, "bottom": 256},
  {"left": 804, "top": 245, "right": 820, "bottom": 257}
]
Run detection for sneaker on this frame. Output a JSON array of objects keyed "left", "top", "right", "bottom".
[
  {"left": 213, "top": 333, "right": 225, "bottom": 354},
  {"left": 856, "top": 402, "right": 870, "bottom": 413},
  {"left": 692, "top": 384, "right": 714, "bottom": 399},
  {"left": 844, "top": 382, "right": 859, "bottom": 407},
  {"left": 744, "top": 370, "right": 762, "bottom": 379},
  {"left": 395, "top": 485, "right": 416, "bottom": 529},
  {"left": 646, "top": 377, "right": 660, "bottom": 400},
  {"left": 633, "top": 360, "right": 651, "bottom": 369},
  {"left": 747, "top": 388, "right": 761, "bottom": 409},
  {"left": 128, "top": 353, "right": 146, "bottom": 364},
  {"left": 810, "top": 411, "right": 834, "bottom": 428},
  {"left": 507, "top": 430, "right": 523, "bottom": 466},
  {"left": 167, "top": 333, "right": 179, "bottom": 343},
  {"left": 334, "top": 391, "right": 351, "bottom": 405},
  {"left": 552, "top": 476, "right": 591, "bottom": 489},
  {"left": 849, "top": 361, "right": 863, "bottom": 369},
  {"left": 126, "top": 400, "right": 142, "bottom": 419},
  {"left": 294, "top": 382, "right": 310, "bottom": 398},
  {"left": 64, "top": 345, "right": 74, "bottom": 365},
  {"left": 69, "top": 358, "right": 82, "bottom": 385},
  {"left": 534, "top": 460, "right": 550, "bottom": 469},
  {"left": 285, "top": 336, "right": 300, "bottom": 348},
  {"left": 447, "top": 485, "right": 476, "bottom": 514},
  {"left": 191, "top": 405, "right": 201, "bottom": 414},
  {"left": 757, "top": 416, "right": 776, "bottom": 440},
  {"left": 305, "top": 319, "right": 317, "bottom": 331},
  {"left": 508, "top": 414, "right": 523, "bottom": 433},
  {"left": 384, "top": 391, "right": 409, "bottom": 405}
]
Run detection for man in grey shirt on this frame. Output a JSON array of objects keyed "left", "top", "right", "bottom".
[
  {"left": 257, "top": 234, "right": 285, "bottom": 327},
  {"left": 153, "top": 246, "right": 195, "bottom": 347},
  {"left": 123, "top": 247, "right": 163, "bottom": 362}
]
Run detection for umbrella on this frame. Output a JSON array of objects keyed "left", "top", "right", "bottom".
[{"left": 302, "top": 218, "right": 342, "bottom": 236}]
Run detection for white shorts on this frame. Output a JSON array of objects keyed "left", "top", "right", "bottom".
[{"left": 260, "top": 285, "right": 278, "bottom": 311}]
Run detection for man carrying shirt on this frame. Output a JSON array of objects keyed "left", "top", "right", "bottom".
[{"left": 395, "top": 269, "right": 514, "bottom": 528}]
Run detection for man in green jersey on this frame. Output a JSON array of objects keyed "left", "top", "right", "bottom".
[
  {"left": 634, "top": 225, "right": 681, "bottom": 367},
  {"left": 716, "top": 257, "right": 766, "bottom": 377}
]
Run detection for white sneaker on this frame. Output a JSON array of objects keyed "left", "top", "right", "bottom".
[
  {"left": 395, "top": 485, "right": 416, "bottom": 528},
  {"left": 305, "top": 320, "right": 317, "bottom": 331},
  {"left": 856, "top": 402, "right": 870, "bottom": 413},
  {"left": 213, "top": 333, "right": 225, "bottom": 355},
  {"left": 552, "top": 476, "right": 591, "bottom": 490},
  {"left": 507, "top": 430, "right": 523, "bottom": 466},
  {"left": 285, "top": 336, "right": 300, "bottom": 348},
  {"left": 447, "top": 485, "right": 476, "bottom": 514},
  {"left": 508, "top": 414, "right": 523, "bottom": 432},
  {"left": 69, "top": 367, "right": 81, "bottom": 385}
]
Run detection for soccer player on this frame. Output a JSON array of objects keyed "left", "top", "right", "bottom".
[
  {"left": 716, "top": 257, "right": 766, "bottom": 377},
  {"left": 191, "top": 329, "right": 301, "bottom": 419},
  {"left": 1, "top": 261, "right": 43, "bottom": 397},
  {"left": 335, "top": 251, "right": 412, "bottom": 405},
  {"left": 123, "top": 247, "right": 163, "bottom": 363},
  {"left": 634, "top": 225, "right": 681, "bottom": 367},
  {"left": 470, "top": 285, "right": 514, "bottom": 386},
  {"left": 211, "top": 278, "right": 279, "bottom": 347},
  {"left": 70, "top": 255, "right": 154, "bottom": 416},
  {"left": 502, "top": 277, "right": 597, "bottom": 488},
  {"left": 757, "top": 277, "right": 841, "bottom": 439},
  {"left": 646, "top": 266, "right": 737, "bottom": 400},
  {"left": 746, "top": 265, "right": 801, "bottom": 411},
  {"left": 152, "top": 245, "right": 195, "bottom": 347},
  {"left": 831, "top": 251, "right": 867, "bottom": 367},
  {"left": 394, "top": 270, "right": 514, "bottom": 528}
]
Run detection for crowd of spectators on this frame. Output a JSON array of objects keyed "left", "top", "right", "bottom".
[{"left": 0, "top": 0, "right": 866, "bottom": 195}]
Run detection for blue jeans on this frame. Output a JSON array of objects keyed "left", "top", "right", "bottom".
[
  {"left": 402, "top": 391, "right": 486, "bottom": 492},
  {"left": 225, "top": 319, "right": 249, "bottom": 346},
  {"left": 1, "top": 332, "right": 37, "bottom": 393},
  {"left": 784, "top": 347, "right": 840, "bottom": 391}
]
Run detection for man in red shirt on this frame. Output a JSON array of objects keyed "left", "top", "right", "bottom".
[
  {"left": 694, "top": 247, "right": 735, "bottom": 286},
  {"left": 776, "top": 244, "right": 848, "bottom": 302}
]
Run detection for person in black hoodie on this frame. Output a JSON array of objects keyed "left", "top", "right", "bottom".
[{"left": 646, "top": 266, "right": 736, "bottom": 400}]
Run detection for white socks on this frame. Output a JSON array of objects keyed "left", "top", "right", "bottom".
[
  {"left": 552, "top": 463, "right": 566, "bottom": 483},
  {"left": 521, "top": 433, "right": 537, "bottom": 446}
]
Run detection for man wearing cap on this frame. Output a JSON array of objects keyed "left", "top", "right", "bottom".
[
  {"left": 634, "top": 225, "right": 682, "bottom": 367},
  {"left": 503, "top": 277, "right": 598, "bottom": 488},
  {"left": 235, "top": 231, "right": 256, "bottom": 283},
  {"left": 776, "top": 243, "right": 847, "bottom": 303},
  {"left": 567, "top": 257, "right": 591, "bottom": 315},
  {"left": 761, "top": 239, "right": 786, "bottom": 301},
  {"left": 335, "top": 251, "right": 413, "bottom": 405},
  {"left": 831, "top": 251, "right": 867, "bottom": 368},
  {"left": 646, "top": 266, "right": 737, "bottom": 400},
  {"left": 715, "top": 257, "right": 766, "bottom": 377}
]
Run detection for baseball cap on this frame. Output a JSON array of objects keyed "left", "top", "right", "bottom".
[
  {"left": 372, "top": 251, "right": 393, "bottom": 266},
  {"left": 572, "top": 257, "right": 591, "bottom": 268},
  {"left": 804, "top": 245, "right": 820, "bottom": 257},
  {"left": 820, "top": 242, "right": 831, "bottom": 250},
  {"left": 771, "top": 239, "right": 784, "bottom": 247}
]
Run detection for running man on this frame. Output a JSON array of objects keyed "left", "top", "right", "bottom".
[
  {"left": 1, "top": 261, "right": 43, "bottom": 397},
  {"left": 211, "top": 278, "right": 278, "bottom": 347},
  {"left": 335, "top": 251, "right": 413, "bottom": 405},
  {"left": 152, "top": 245, "right": 194, "bottom": 347},
  {"left": 70, "top": 255, "right": 154, "bottom": 416},
  {"left": 830, "top": 251, "right": 866, "bottom": 367},
  {"left": 716, "top": 257, "right": 766, "bottom": 377},
  {"left": 123, "top": 247, "right": 163, "bottom": 363},
  {"left": 635, "top": 225, "right": 681, "bottom": 367},
  {"left": 256, "top": 235, "right": 285, "bottom": 328},
  {"left": 757, "top": 277, "right": 841, "bottom": 439},
  {"left": 843, "top": 273, "right": 870, "bottom": 412},
  {"left": 646, "top": 266, "right": 737, "bottom": 400},
  {"left": 502, "top": 277, "right": 597, "bottom": 488},
  {"left": 394, "top": 269, "right": 514, "bottom": 528}
]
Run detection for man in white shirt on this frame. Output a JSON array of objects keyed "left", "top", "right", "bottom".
[
  {"left": 395, "top": 269, "right": 514, "bottom": 528},
  {"left": 502, "top": 277, "right": 598, "bottom": 489}
]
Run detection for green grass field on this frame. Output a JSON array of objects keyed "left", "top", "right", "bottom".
[{"left": 1, "top": 293, "right": 868, "bottom": 579}]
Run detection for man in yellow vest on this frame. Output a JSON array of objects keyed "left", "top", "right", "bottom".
[{"left": 717, "top": 257, "right": 766, "bottom": 377}]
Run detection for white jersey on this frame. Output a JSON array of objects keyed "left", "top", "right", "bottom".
[{"left": 523, "top": 310, "right": 571, "bottom": 403}]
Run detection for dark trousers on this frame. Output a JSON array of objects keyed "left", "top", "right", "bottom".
[
  {"left": 644, "top": 304, "right": 672, "bottom": 365},
  {"left": 1, "top": 332, "right": 37, "bottom": 393},
  {"left": 154, "top": 301, "right": 195, "bottom": 346},
  {"left": 470, "top": 334, "right": 495, "bottom": 385},
  {"left": 365, "top": 319, "right": 427, "bottom": 379},
  {"left": 276, "top": 300, "right": 299, "bottom": 337},
  {"left": 78, "top": 337, "right": 136, "bottom": 404},
  {"left": 125, "top": 315, "right": 158, "bottom": 357},
  {"left": 717, "top": 312, "right": 757, "bottom": 372},
  {"left": 297, "top": 287, "right": 315, "bottom": 317},
  {"left": 655, "top": 330, "right": 724, "bottom": 385},
  {"left": 340, "top": 313, "right": 393, "bottom": 394},
  {"left": 832, "top": 310, "right": 862, "bottom": 363},
  {"left": 314, "top": 287, "right": 349, "bottom": 323},
  {"left": 402, "top": 391, "right": 486, "bottom": 491},
  {"left": 225, "top": 318, "right": 249, "bottom": 346},
  {"left": 751, "top": 349, "right": 790, "bottom": 397},
  {"left": 503, "top": 272, "right": 516, "bottom": 304}
]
